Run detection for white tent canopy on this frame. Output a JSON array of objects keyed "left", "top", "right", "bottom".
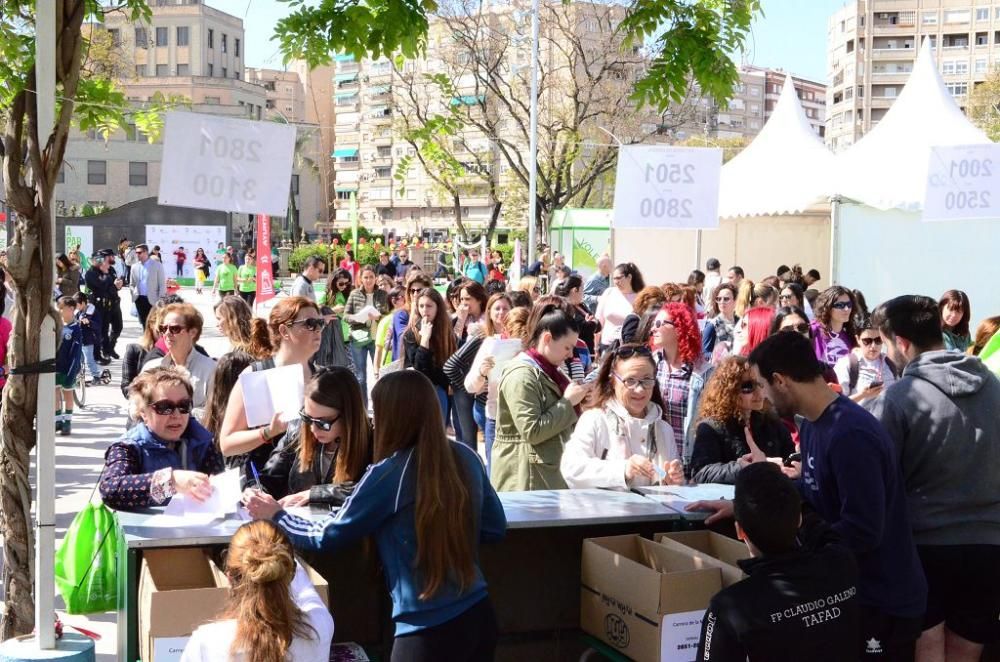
[
  {"left": 718, "top": 75, "right": 834, "bottom": 218},
  {"left": 834, "top": 39, "right": 991, "bottom": 210}
]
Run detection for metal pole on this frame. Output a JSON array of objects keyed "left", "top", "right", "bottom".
[
  {"left": 829, "top": 195, "right": 841, "bottom": 285},
  {"left": 35, "top": 1, "right": 57, "bottom": 649},
  {"left": 527, "top": 0, "right": 540, "bottom": 265}
]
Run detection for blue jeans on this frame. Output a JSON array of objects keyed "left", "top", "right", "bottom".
[
  {"left": 452, "top": 390, "right": 477, "bottom": 450},
  {"left": 349, "top": 341, "right": 375, "bottom": 408},
  {"left": 473, "top": 400, "right": 486, "bottom": 434},
  {"left": 484, "top": 417, "right": 497, "bottom": 476},
  {"left": 82, "top": 344, "right": 100, "bottom": 380},
  {"left": 434, "top": 386, "right": 450, "bottom": 430}
]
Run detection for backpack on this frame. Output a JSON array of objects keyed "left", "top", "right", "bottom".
[{"left": 847, "top": 353, "right": 898, "bottom": 391}]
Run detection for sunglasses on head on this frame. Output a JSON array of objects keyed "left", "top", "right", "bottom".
[
  {"left": 781, "top": 323, "right": 811, "bottom": 336},
  {"left": 288, "top": 318, "right": 326, "bottom": 332},
  {"left": 831, "top": 301, "right": 853, "bottom": 310},
  {"left": 613, "top": 345, "right": 652, "bottom": 360},
  {"left": 150, "top": 399, "right": 193, "bottom": 415},
  {"left": 299, "top": 409, "right": 341, "bottom": 432},
  {"left": 860, "top": 336, "right": 883, "bottom": 347},
  {"left": 740, "top": 380, "right": 761, "bottom": 395},
  {"left": 158, "top": 324, "right": 187, "bottom": 335}
]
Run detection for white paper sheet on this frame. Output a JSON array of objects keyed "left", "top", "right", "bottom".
[
  {"left": 239, "top": 363, "right": 305, "bottom": 428},
  {"left": 661, "top": 609, "right": 705, "bottom": 662},
  {"left": 482, "top": 337, "right": 524, "bottom": 381},
  {"left": 346, "top": 304, "right": 380, "bottom": 324},
  {"left": 162, "top": 467, "right": 243, "bottom": 522}
]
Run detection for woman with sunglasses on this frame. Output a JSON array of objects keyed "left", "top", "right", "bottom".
[
  {"left": 810, "top": 286, "right": 858, "bottom": 368},
  {"left": 834, "top": 318, "right": 898, "bottom": 404},
  {"left": 492, "top": 300, "right": 592, "bottom": 491},
  {"left": 641, "top": 302, "right": 711, "bottom": 459},
  {"left": 561, "top": 344, "right": 685, "bottom": 490},
  {"left": 244, "top": 370, "right": 506, "bottom": 662},
  {"left": 403, "top": 288, "right": 457, "bottom": 423},
  {"left": 596, "top": 262, "right": 644, "bottom": 352},
  {"left": 687, "top": 356, "right": 794, "bottom": 484},
  {"left": 260, "top": 367, "right": 373, "bottom": 507},
  {"left": 733, "top": 306, "right": 775, "bottom": 357},
  {"left": 770, "top": 306, "right": 811, "bottom": 338},
  {"left": 702, "top": 282, "right": 739, "bottom": 358},
  {"left": 100, "top": 367, "right": 225, "bottom": 511},
  {"left": 777, "top": 283, "right": 811, "bottom": 318},
  {"left": 220, "top": 297, "right": 324, "bottom": 481},
  {"left": 141, "top": 303, "right": 217, "bottom": 420}
]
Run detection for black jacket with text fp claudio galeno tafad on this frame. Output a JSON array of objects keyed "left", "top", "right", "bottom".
[{"left": 697, "top": 526, "right": 861, "bottom": 662}]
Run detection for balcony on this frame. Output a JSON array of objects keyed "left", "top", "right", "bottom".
[{"left": 870, "top": 47, "right": 915, "bottom": 58}]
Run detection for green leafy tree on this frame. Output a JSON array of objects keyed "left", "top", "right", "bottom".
[
  {"left": 967, "top": 66, "right": 1000, "bottom": 141},
  {"left": 0, "top": 0, "right": 177, "bottom": 637}
]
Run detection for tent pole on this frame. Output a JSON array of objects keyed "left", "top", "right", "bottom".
[
  {"left": 829, "top": 195, "right": 841, "bottom": 285},
  {"left": 695, "top": 229, "right": 703, "bottom": 271}
]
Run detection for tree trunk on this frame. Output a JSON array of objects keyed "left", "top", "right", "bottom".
[
  {"left": 1, "top": 205, "right": 54, "bottom": 639},
  {"left": 485, "top": 201, "right": 502, "bottom": 244},
  {"left": 452, "top": 194, "right": 469, "bottom": 242}
]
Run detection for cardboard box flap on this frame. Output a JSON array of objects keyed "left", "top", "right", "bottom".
[
  {"left": 582, "top": 535, "right": 671, "bottom": 617},
  {"left": 654, "top": 531, "right": 749, "bottom": 588},
  {"left": 640, "top": 541, "right": 724, "bottom": 615},
  {"left": 144, "top": 548, "right": 217, "bottom": 591}
]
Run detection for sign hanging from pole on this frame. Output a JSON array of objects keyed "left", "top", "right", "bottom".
[
  {"left": 255, "top": 214, "right": 276, "bottom": 309},
  {"left": 922, "top": 144, "right": 1000, "bottom": 222},
  {"left": 158, "top": 112, "right": 297, "bottom": 215},
  {"left": 612, "top": 146, "right": 723, "bottom": 230}
]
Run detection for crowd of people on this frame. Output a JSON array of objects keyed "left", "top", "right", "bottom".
[{"left": 57, "top": 238, "right": 1000, "bottom": 662}]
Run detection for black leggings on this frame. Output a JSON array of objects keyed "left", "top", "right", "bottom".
[{"left": 390, "top": 597, "right": 497, "bottom": 662}]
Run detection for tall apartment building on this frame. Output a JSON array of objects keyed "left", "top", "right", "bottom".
[
  {"left": 827, "top": 0, "right": 1000, "bottom": 151},
  {"left": 56, "top": 0, "right": 323, "bottom": 236},
  {"left": 323, "top": 0, "right": 647, "bottom": 236},
  {"left": 675, "top": 66, "right": 826, "bottom": 142}
]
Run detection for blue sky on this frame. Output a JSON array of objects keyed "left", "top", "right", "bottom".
[{"left": 213, "top": 0, "right": 849, "bottom": 83}]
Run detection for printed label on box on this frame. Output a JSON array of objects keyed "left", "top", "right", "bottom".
[
  {"left": 153, "top": 636, "right": 191, "bottom": 662},
  {"left": 661, "top": 609, "right": 705, "bottom": 662}
]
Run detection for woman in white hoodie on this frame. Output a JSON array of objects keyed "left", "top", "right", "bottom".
[{"left": 561, "top": 344, "right": 685, "bottom": 490}]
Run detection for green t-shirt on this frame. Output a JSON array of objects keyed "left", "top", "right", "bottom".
[
  {"left": 375, "top": 315, "right": 394, "bottom": 366},
  {"left": 215, "top": 248, "right": 226, "bottom": 265},
  {"left": 237, "top": 264, "right": 256, "bottom": 292},
  {"left": 215, "top": 263, "right": 238, "bottom": 291}
]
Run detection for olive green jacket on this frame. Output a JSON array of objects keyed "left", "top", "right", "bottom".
[{"left": 490, "top": 355, "right": 578, "bottom": 492}]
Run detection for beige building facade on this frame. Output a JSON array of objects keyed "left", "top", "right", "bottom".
[{"left": 827, "top": 0, "right": 1000, "bottom": 151}]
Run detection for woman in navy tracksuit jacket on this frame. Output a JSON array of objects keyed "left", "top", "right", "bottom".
[{"left": 246, "top": 370, "right": 507, "bottom": 661}]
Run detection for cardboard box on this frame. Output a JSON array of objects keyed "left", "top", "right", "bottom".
[
  {"left": 654, "top": 531, "right": 751, "bottom": 588},
  {"left": 139, "top": 548, "right": 230, "bottom": 662},
  {"left": 581, "top": 535, "right": 722, "bottom": 662},
  {"left": 139, "top": 548, "right": 330, "bottom": 662}
]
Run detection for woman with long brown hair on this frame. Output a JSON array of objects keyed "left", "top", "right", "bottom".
[
  {"left": 261, "top": 366, "right": 373, "bottom": 507},
  {"left": 219, "top": 296, "right": 324, "bottom": 481},
  {"left": 939, "top": 289, "right": 972, "bottom": 353},
  {"left": 214, "top": 295, "right": 270, "bottom": 359},
  {"left": 245, "top": 370, "right": 506, "bottom": 662},
  {"left": 180, "top": 520, "right": 333, "bottom": 661},
  {"left": 687, "top": 356, "right": 794, "bottom": 484},
  {"left": 402, "top": 287, "right": 456, "bottom": 422}
]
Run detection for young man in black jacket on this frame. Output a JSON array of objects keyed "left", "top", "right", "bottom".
[{"left": 698, "top": 463, "right": 860, "bottom": 661}]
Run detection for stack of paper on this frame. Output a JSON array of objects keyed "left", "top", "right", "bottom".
[
  {"left": 144, "top": 468, "right": 243, "bottom": 527},
  {"left": 239, "top": 364, "right": 305, "bottom": 428}
]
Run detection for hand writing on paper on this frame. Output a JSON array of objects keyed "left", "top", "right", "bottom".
[
  {"left": 685, "top": 499, "right": 734, "bottom": 525},
  {"left": 173, "top": 470, "right": 212, "bottom": 502},
  {"left": 664, "top": 459, "right": 685, "bottom": 486},
  {"left": 243, "top": 489, "right": 282, "bottom": 520}
]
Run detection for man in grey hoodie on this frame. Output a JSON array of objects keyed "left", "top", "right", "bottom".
[{"left": 868, "top": 295, "right": 1000, "bottom": 662}]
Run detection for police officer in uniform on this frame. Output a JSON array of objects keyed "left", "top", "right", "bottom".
[{"left": 84, "top": 252, "right": 121, "bottom": 365}]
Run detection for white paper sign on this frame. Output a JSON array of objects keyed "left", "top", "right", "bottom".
[
  {"left": 238, "top": 363, "right": 305, "bottom": 428},
  {"left": 661, "top": 609, "right": 705, "bottom": 661},
  {"left": 613, "top": 146, "right": 722, "bottom": 230},
  {"left": 64, "top": 225, "right": 93, "bottom": 257},
  {"left": 152, "top": 635, "right": 191, "bottom": 662},
  {"left": 158, "top": 111, "right": 297, "bottom": 215},
  {"left": 923, "top": 144, "right": 1000, "bottom": 222}
]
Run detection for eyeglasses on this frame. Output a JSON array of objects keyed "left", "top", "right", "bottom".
[
  {"left": 781, "top": 323, "right": 811, "bottom": 336},
  {"left": 740, "top": 381, "right": 762, "bottom": 395},
  {"left": 860, "top": 336, "right": 883, "bottom": 347},
  {"left": 299, "top": 409, "right": 341, "bottom": 432},
  {"left": 716, "top": 296, "right": 734, "bottom": 303},
  {"left": 288, "top": 318, "right": 326, "bottom": 332},
  {"left": 778, "top": 294, "right": 794, "bottom": 301},
  {"left": 831, "top": 301, "right": 853, "bottom": 310},
  {"left": 652, "top": 319, "right": 675, "bottom": 329},
  {"left": 158, "top": 324, "right": 187, "bottom": 335},
  {"left": 149, "top": 399, "right": 193, "bottom": 416},
  {"left": 613, "top": 373, "right": 656, "bottom": 391},
  {"left": 612, "top": 274, "right": 625, "bottom": 281}
]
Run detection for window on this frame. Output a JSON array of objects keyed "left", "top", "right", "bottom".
[
  {"left": 129, "top": 162, "right": 148, "bottom": 186},
  {"left": 135, "top": 27, "right": 147, "bottom": 46},
  {"left": 944, "top": 10, "right": 970, "bottom": 24},
  {"left": 235, "top": 38, "right": 240, "bottom": 57},
  {"left": 977, "top": 32, "right": 989, "bottom": 46},
  {"left": 222, "top": 67, "right": 227, "bottom": 78},
  {"left": 207, "top": 63, "right": 213, "bottom": 76},
  {"left": 976, "top": 58, "right": 988, "bottom": 73},
  {"left": 234, "top": 70, "right": 240, "bottom": 79},
  {"left": 176, "top": 26, "right": 189, "bottom": 46},
  {"left": 108, "top": 28, "right": 120, "bottom": 46},
  {"left": 374, "top": 166, "right": 392, "bottom": 178},
  {"left": 291, "top": 174, "right": 299, "bottom": 194},
  {"left": 155, "top": 64, "right": 168, "bottom": 76},
  {"left": 946, "top": 82, "right": 969, "bottom": 96},
  {"left": 749, "top": 86, "right": 761, "bottom": 97},
  {"left": 124, "top": 124, "right": 137, "bottom": 141},
  {"left": 377, "top": 145, "right": 392, "bottom": 157},
  {"left": 922, "top": 11, "right": 938, "bottom": 25},
  {"left": 221, "top": 34, "right": 227, "bottom": 53},
  {"left": 135, "top": 64, "right": 145, "bottom": 77},
  {"left": 155, "top": 27, "right": 168, "bottom": 46},
  {"left": 87, "top": 160, "right": 106, "bottom": 185},
  {"left": 956, "top": 61, "right": 969, "bottom": 74},
  {"left": 208, "top": 29, "right": 214, "bottom": 48},
  {"left": 203, "top": 96, "right": 221, "bottom": 105},
  {"left": 176, "top": 63, "right": 189, "bottom": 75},
  {"left": 942, "top": 60, "right": 956, "bottom": 74},
  {"left": 977, "top": 8, "right": 989, "bottom": 22}
]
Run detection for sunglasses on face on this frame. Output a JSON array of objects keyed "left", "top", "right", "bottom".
[
  {"left": 781, "top": 323, "right": 811, "bottom": 336},
  {"left": 158, "top": 324, "right": 187, "bottom": 335},
  {"left": 613, "top": 373, "right": 656, "bottom": 391},
  {"left": 409, "top": 287, "right": 425, "bottom": 294},
  {"left": 716, "top": 296, "right": 733, "bottom": 303},
  {"left": 337, "top": 281, "right": 349, "bottom": 287},
  {"left": 860, "top": 336, "right": 883, "bottom": 347},
  {"left": 652, "top": 319, "right": 675, "bottom": 329},
  {"left": 149, "top": 399, "right": 193, "bottom": 415},
  {"left": 299, "top": 409, "right": 341, "bottom": 431},
  {"left": 831, "top": 301, "right": 853, "bottom": 310},
  {"left": 740, "top": 381, "right": 761, "bottom": 395},
  {"left": 288, "top": 318, "right": 326, "bottom": 332},
  {"left": 779, "top": 294, "right": 794, "bottom": 301}
]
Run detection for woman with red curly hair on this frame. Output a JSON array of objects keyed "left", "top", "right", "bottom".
[
  {"left": 642, "top": 302, "right": 712, "bottom": 457},
  {"left": 687, "top": 356, "right": 794, "bottom": 484}
]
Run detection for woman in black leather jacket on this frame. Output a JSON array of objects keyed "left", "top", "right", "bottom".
[{"left": 261, "top": 366, "right": 373, "bottom": 506}]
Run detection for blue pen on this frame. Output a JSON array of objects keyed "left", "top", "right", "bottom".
[{"left": 249, "top": 460, "right": 263, "bottom": 488}]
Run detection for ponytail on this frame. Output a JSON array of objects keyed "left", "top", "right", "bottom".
[{"left": 250, "top": 317, "right": 274, "bottom": 357}]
